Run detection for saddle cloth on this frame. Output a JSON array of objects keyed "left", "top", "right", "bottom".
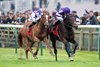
[
  {"left": 27, "top": 27, "right": 32, "bottom": 36},
  {"left": 50, "top": 25, "right": 59, "bottom": 36}
]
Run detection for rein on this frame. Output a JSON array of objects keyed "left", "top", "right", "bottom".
[
  {"left": 63, "top": 14, "right": 76, "bottom": 29},
  {"left": 64, "top": 22, "right": 73, "bottom": 28}
]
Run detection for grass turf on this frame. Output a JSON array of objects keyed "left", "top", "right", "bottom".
[{"left": 0, "top": 48, "right": 100, "bottom": 67}]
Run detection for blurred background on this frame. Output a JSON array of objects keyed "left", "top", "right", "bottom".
[{"left": 0, "top": 0, "right": 100, "bottom": 16}]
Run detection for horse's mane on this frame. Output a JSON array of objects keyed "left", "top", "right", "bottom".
[{"left": 63, "top": 14, "right": 76, "bottom": 28}]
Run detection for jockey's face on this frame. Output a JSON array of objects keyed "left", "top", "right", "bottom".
[{"left": 89, "top": 11, "right": 94, "bottom": 17}]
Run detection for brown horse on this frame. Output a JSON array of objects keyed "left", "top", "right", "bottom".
[{"left": 18, "top": 10, "right": 53, "bottom": 59}]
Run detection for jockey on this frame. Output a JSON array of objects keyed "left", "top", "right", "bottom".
[
  {"left": 27, "top": 8, "right": 43, "bottom": 28},
  {"left": 54, "top": 7, "right": 71, "bottom": 26},
  {"left": 26, "top": 8, "right": 43, "bottom": 38}
]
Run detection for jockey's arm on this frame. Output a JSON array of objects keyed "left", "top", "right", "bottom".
[
  {"left": 25, "top": 19, "right": 31, "bottom": 27},
  {"left": 35, "top": 17, "right": 40, "bottom": 21},
  {"left": 56, "top": 12, "right": 63, "bottom": 21},
  {"left": 35, "top": 11, "right": 42, "bottom": 21},
  {"left": 56, "top": 16, "right": 63, "bottom": 21},
  {"left": 52, "top": 12, "right": 63, "bottom": 26},
  {"left": 25, "top": 16, "right": 33, "bottom": 26}
]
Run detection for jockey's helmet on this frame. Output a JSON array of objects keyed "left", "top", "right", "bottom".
[
  {"left": 37, "top": 9, "right": 42, "bottom": 15},
  {"left": 59, "top": 7, "right": 70, "bottom": 15}
]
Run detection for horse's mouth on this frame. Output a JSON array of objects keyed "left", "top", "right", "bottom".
[
  {"left": 44, "top": 22, "right": 49, "bottom": 26},
  {"left": 44, "top": 24, "right": 49, "bottom": 29}
]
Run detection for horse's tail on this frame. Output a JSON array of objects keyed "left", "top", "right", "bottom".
[{"left": 18, "top": 32, "right": 23, "bottom": 48}]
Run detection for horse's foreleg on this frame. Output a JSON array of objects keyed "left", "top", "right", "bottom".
[
  {"left": 18, "top": 47, "right": 24, "bottom": 60},
  {"left": 29, "top": 46, "right": 38, "bottom": 59},
  {"left": 34, "top": 42, "right": 40, "bottom": 56},
  {"left": 51, "top": 40, "right": 57, "bottom": 61},
  {"left": 32, "top": 36, "right": 40, "bottom": 59},
  {"left": 43, "top": 37, "right": 54, "bottom": 56},
  {"left": 65, "top": 42, "right": 74, "bottom": 61},
  {"left": 71, "top": 40, "right": 78, "bottom": 54},
  {"left": 26, "top": 41, "right": 35, "bottom": 59},
  {"left": 73, "top": 42, "right": 78, "bottom": 54},
  {"left": 28, "top": 46, "right": 38, "bottom": 59},
  {"left": 18, "top": 37, "right": 25, "bottom": 59},
  {"left": 53, "top": 42, "right": 57, "bottom": 61},
  {"left": 25, "top": 48, "right": 29, "bottom": 59}
]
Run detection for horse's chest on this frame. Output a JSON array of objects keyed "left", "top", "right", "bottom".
[
  {"left": 32, "top": 28, "right": 46, "bottom": 37},
  {"left": 38, "top": 29, "right": 47, "bottom": 37}
]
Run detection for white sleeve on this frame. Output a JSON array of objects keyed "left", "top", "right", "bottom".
[
  {"left": 28, "top": 12, "right": 36, "bottom": 22},
  {"left": 55, "top": 12, "right": 63, "bottom": 21}
]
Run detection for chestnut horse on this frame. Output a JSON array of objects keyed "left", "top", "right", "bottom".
[{"left": 18, "top": 10, "right": 53, "bottom": 59}]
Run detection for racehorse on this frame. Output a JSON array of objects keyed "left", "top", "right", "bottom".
[
  {"left": 18, "top": 10, "right": 53, "bottom": 59},
  {"left": 49, "top": 14, "right": 78, "bottom": 61}
]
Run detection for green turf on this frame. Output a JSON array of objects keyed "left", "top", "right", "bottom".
[{"left": 0, "top": 48, "right": 100, "bottom": 67}]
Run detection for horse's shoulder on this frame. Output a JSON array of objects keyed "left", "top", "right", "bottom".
[{"left": 19, "top": 25, "right": 27, "bottom": 34}]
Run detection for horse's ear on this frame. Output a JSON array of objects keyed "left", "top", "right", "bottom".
[{"left": 42, "top": 8, "right": 47, "bottom": 11}]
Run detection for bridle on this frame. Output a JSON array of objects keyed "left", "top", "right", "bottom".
[{"left": 63, "top": 15, "right": 73, "bottom": 28}]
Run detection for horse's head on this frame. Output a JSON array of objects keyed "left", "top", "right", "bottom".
[
  {"left": 64, "top": 14, "right": 78, "bottom": 29},
  {"left": 42, "top": 10, "right": 50, "bottom": 26}
]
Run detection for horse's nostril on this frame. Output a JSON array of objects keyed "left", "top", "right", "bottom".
[{"left": 44, "top": 21, "right": 48, "bottom": 25}]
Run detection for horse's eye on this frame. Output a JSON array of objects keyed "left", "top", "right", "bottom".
[{"left": 49, "top": 16, "right": 52, "bottom": 19}]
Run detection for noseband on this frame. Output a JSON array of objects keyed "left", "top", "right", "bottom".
[{"left": 63, "top": 14, "right": 76, "bottom": 28}]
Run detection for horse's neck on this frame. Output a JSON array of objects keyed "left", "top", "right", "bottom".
[
  {"left": 59, "top": 22, "right": 72, "bottom": 34},
  {"left": 65, "top": 25, "right": 72, "bottom": 30},
  {"left": 64, "top": 21, "right": 73, "bottom": 30},
  {"left": 37, "top": 17, "right": 45, "bottom": 29}
]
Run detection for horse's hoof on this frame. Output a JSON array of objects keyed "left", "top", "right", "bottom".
[
  {"left": 70, "top": 59, "right": 74, "bottom": 61},
  {"left": 34, "top": 57, "right": 38, "bottom": 59},
  {"left": 18, "top": 58, "right": 23, "bottom": 60},
  {"left": 33, "top": 55, "right": 38, "bottom": 59},
  {"left": 33, "top": 52, "right": 37, "bottom": 56},
  {"left": 50, "top": 51, "right": 54, "bottom": 56},
  {"left": 69, "top": 57, "right": 74, "bottom": 62}
]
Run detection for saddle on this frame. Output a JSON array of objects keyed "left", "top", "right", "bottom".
[
  {"left": 50, "top": 21, "right": 68, "bottom": 41},
  {"left": 27, "top": 26, "right": 32, "bottom": 36},
  {"left": 50, "top": 19, "right": 60, "bottom": 37},
  {"left": 27, "top": 22, "right": 36, "bottom": 36}
]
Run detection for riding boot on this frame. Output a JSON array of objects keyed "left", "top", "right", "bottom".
[
  {"left": 29, "top": 22, "right": 36, "bottom": 28},
  {"left": 27, "top": 22, "right": 36, "bottom": 31}
]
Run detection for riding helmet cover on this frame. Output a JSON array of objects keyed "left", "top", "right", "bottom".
[{"left": 58, "top": 7, "right": 70, "bottom": 15}]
